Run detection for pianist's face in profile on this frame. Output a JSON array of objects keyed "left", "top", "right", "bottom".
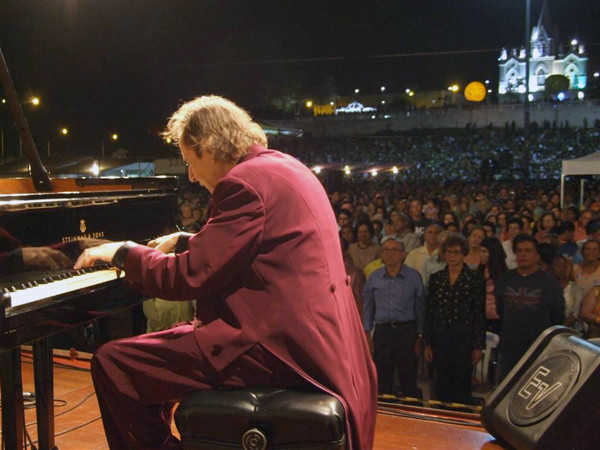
[{"left": 163, "top": 95, "right": 268, "bottom": 193}]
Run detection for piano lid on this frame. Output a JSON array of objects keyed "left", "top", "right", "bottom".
[{"left": 0, "top": 48, "right": 52, "bottom": 192}]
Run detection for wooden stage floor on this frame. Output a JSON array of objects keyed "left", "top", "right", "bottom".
[{"left": 1, "top": 352, "right": 502, "bottom": 449}]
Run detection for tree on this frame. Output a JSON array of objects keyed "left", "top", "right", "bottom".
[{"left": 544, "top": 75, "right": 569, "bottom": 99}]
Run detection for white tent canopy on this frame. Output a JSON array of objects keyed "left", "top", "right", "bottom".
[{"left": 560, "top": 152, "right": 600, "bottom": 207}]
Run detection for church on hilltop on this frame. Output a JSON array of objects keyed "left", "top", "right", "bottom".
[{"left": 498, "top": 1, "right": 587, "bottom": 100}]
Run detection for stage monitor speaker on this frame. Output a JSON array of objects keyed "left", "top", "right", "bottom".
[{"left": 482, "top": 326, "right": 600, "bottom": 450}]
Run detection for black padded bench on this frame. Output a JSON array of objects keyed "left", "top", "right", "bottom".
[{"left": 175, "top": 387, "right": 347, "bottom": 449}]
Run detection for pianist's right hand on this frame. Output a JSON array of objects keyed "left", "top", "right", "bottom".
[
  {"left": 147, "top": 232, "right": 186, "bottom": 254},
  {"left": 74, "top": 242, "right": 128, "bottom": 269},
  {"left": 22, "top": 247, "right": 73, "bottom": 270}
]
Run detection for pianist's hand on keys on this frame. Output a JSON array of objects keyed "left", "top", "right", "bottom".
[
  {"left": 147, "top": 231, "right": 187, "bottom": 254},
  {"left": 74, "top": 241, "right": 130, "bottom": 269}
]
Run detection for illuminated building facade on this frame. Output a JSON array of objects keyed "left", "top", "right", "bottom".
[{"left": 498, "top": 3, "right": 587, "bottom": 99}]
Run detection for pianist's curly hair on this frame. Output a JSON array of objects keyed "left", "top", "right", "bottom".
[{"left": 163, "top": 95, "right": 267, "bottom": 164}]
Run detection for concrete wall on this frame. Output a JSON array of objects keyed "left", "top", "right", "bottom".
[{"left": 268, "top": 101, "right": 600, "bottom": 137}]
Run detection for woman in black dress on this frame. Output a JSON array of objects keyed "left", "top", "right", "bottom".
[{"left": 424, "top": 233, "right": 486, "bottom": 405}]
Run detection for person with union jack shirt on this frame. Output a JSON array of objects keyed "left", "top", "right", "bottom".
[{"left": 495, "top": 234, "right": 565, "bottom": 382}]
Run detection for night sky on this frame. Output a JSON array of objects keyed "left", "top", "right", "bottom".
[{"left": 1, "top": 0, "right": 598, "bottom": 155}]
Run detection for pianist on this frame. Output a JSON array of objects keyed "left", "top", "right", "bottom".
[{"left": 74, "top": 95, "right": 377, "bottom": 450}]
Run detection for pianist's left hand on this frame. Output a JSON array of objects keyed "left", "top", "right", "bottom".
[
  {"left": 74, "top": 242, "right": 129, "bottom": 269},
  {"left": 147, "top": 232, "right": 186, "bottom": 254}
]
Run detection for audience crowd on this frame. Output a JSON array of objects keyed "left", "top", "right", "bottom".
[{"left": 273, "top": 126, "right": 600, "bottom": 181}]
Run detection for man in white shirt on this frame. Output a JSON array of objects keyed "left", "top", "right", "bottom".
[{"left": 405, "top": 223, "right": 442, "bottom": 279}]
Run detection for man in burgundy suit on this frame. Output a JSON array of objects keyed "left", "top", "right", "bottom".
[{"left": 75, "top": 95, "right": 377, "bottom": 449}]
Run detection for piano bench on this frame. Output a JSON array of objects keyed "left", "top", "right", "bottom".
[{"left": 174, "top": 387, "right": 347, "bottom": 450}]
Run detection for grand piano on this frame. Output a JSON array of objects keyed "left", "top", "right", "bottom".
[{"left": 0, "top": 48, "right": 179, "bottom": 449}]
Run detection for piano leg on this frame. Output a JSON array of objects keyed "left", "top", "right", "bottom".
[
  {"left": 0, "top": 347, "right": 25, "bottom": 449},
  {"left": 33, "top": 338, "right": 56, "bottom": 450}
]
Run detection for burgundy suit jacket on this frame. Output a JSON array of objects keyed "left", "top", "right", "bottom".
[{"left": 122, "top": 146, "right": 377, "bottom": 449}]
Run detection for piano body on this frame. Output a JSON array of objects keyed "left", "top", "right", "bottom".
[{"left": 0, "top": 48, "right": 179, "bottom": 449}]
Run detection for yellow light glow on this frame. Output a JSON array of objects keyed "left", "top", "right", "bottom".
[
  {"left": 464, "top": 81, "right": 486, "bottom": 102},
  {"left": 371, "top": 169, "right": 378, "bottom": 177},
  {"left": 305, "top": 100, "right": 313, "bottom": 108},
  {"left": 392, "top": 166, "right": 399, "bottom": 174},
  {"left": 166, "top": 137, "right": 172, "bottom": 144},
  {"left": 408, "top": 91, "right": 414, "bottom": 97},
  {"left": 1, "top": 98, "right": 6, "bottom": 104},
  {"left": 449, "top": 84, "right": 459, "bottom": 93},
  {"left": 60, "top": 128, "right": 68, "bottom": 135},
  {"left": 31, "top": 97, "right": 40, "bottom": 106},
  {"left": 112, "top": 134, "right": 118, "bottom": 140}
]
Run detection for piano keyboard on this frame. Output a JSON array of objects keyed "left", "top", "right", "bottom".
[{"left": 2, "top": 266, "right": 123, "bottom": 308}]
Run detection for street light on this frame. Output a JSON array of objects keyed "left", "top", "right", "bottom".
[
  {"left": 16, "top": 97, "right": 41, "bottom": 157},
  {"left": 47, "top": 127, "right": 68, "bottom": 157},
  {"left": 101, "top": 132, "right": 119, "bottom": 159}
]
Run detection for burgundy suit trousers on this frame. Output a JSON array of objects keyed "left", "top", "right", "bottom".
[{"left": 91, "top": 323, "right": 306, "bottom": 449}]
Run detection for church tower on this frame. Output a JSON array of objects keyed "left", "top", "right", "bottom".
[{"left": 498, "top": 1, "right": 587, "bottom": 100}]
